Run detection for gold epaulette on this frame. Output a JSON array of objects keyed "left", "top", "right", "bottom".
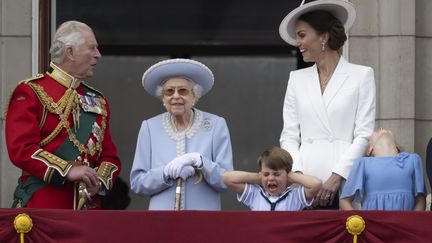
[
  {"left": 27, "top": 82, "right": 80, "bottom": 147},
  {"left": 26, "top": 81, "right": 74, "bottom": 115},
  {"left": 4, "top": 74, "right": 45, "bottom": 117},
  {"left": 81, "top": 81, "right": 105, "bottom": 98},
  {"left": 19, "top": 73, "right": 45, "bottom": 84}
]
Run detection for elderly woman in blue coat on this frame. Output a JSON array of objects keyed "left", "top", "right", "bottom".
[{"left": 130, "top": 58, "right": 233, "bottom": 210}]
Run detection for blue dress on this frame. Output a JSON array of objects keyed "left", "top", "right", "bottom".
[
  {"left": 340, "top": 152, "right": 425, "bottom": 210},
  {"left": 130, "top": 109, "right": 233, "bottom": 210}
]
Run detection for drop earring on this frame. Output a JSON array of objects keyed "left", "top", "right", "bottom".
[{"left": 321, "top": 42, "right": 326, "bottom": 51}]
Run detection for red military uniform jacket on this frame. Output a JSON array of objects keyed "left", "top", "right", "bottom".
[{"left": 5, "top": 62, "right": 121, "bottom": 209}]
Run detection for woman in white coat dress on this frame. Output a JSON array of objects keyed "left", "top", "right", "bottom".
[
  {"left": 278, "top": 0, "right": 376, "bottom": 209},
  {"left": 130, "top": 59, "right": 233, "bottom": 210}
]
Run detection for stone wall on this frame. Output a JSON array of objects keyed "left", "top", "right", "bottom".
[{"left": 0, "top": 0, "right": 32, "bottom": 207}]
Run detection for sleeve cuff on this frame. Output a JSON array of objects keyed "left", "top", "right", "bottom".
[
  {"left": 31, "top": 149, "right": 72, "bottom": 185},
  {"left": 49, "top": 170, "right": 67, "bottom": 186},
  {"left": 97, "top": 161, "right": 119, "bottom": 190}
]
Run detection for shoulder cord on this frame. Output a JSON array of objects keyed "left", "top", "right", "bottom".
[{"left": 28, "top": 82, "right": 106, "bottom": 157}]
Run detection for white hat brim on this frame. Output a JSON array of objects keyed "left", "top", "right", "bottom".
[
  {"left": 142, "top": 58, "right": 214, "bottom": 98},
  {"left": 279, "top": 0, "right": 356, "bottom": 46}
]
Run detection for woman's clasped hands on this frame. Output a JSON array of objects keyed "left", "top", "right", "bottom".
[{"left": 163, "top": 153, "right": 203, "bottom": 181}]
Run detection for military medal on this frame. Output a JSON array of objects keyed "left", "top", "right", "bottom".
[
  {"left": 80, "top": 94, "right": 105, "bottom": 115},
  {"left": 92, "top": 122, "right": 103, "bottom": 142},
  {"left": 87, "top": 138, "right": 95, "bottom": 154}
]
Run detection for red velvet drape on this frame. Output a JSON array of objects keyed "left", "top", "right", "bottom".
[{"left": 0, "top": 209, "right": 431, "bottom": 243}]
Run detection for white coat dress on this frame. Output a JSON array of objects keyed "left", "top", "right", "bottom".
[{"left": 280, "top": 57, "right": 376, "bottom": 183}]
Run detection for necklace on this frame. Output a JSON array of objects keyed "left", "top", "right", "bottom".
[
  {"left": 320, "top": 76, "right": 331, "bottom": 90},
  {"left": 318, "top": 67, "right": 335, "bottom": 92}
]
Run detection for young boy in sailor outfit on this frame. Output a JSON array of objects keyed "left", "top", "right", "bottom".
[{"left": 223, "top": 147, "right": 322, "bottom": 211}]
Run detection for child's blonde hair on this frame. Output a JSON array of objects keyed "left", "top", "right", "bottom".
[
  {"left": 257, "top": 147, "right": 293, "bottom": 172},
  {"left": 367, "top": 128, "right": 401, "bottom": 156}
]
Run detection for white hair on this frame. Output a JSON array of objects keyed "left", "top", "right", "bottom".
[
  {"left": 49, "top": 21, "right": 92, "bottom": 64},
  {"left": 155, "top": 78, "right": 203, "bottom": 102}
]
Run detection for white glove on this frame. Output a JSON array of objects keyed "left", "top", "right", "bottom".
[
  {"left": 178, "top": 165, "right": 195, "bottom": 180},
  {"left": 179, "top": 152, "right": 203, "bottom": 167},
  {"left": 163, "top": 161, "right": 196, "bottom": 181},
  {"left": 163, "top": 153, "right": 203, "bottom": 180},
  {"left": 163, "top": 158, "right": 184, "bottom": 180}
]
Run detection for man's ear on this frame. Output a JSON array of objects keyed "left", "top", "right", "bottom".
[{"left": 65, "top": 46, "right": 75, "bottom": 61}]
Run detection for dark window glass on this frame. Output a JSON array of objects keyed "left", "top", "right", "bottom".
[{"left": 56, "top": 0, "right": 302, "bottom": 56}]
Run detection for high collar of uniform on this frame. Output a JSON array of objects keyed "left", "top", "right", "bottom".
[{"left": 47, "top": 62, "right": 80, "bottom": 89}]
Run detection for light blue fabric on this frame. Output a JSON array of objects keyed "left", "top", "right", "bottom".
[
  {"left": 130, "top": 109, "right": 233, "bottom": 210},
  {"left": 142, "top": 59, "right": 214, "bottom": 97},
  {"left": 340, "top": 152, "right": 426, "bottom": 210},
  {"left": 238, "top": 184, "right": 312, "bottom": 211}
]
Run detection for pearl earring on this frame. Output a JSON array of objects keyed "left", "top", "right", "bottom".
[{"left": 321, "top": 42, "right": 326, "bottom": 51}]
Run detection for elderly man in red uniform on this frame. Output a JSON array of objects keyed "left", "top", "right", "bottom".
[{"left": 5, "top": 20, "right": 121, "bottom": 209}]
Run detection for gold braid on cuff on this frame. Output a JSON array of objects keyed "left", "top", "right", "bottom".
[
  {"left": 96, "top": 162, "right": 118, "bottom": 190},
  {"left": 31, "top": 149, "right": 72, "bottom": 183}
]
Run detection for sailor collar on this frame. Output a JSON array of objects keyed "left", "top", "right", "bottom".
[{"left": 47, "top": 62, "right": 80, "bottom": 89}]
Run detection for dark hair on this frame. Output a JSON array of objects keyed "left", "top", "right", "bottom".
[
  {"left": 298, "top": 10, "right": 347, "bottom": 50},
  {"left": 258, "top": 147, "right": 293, "bottom": 173}
]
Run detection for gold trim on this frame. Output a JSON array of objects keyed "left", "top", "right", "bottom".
[
  {"left": 28, "top": 82, "right": 77, "bottom": 146},
  {"left": 97, "top": 162, "right": 118, "bottom": 189},
  {"left": 40, "top": 120, "right": 67, "bottom": 146},
  {"left": 45, "top": 168, "right": 54, "bottom": 182},
  {"left": 28, "top": 82, "right": 74, "bottom": 115},
  {"left": 31, "top": 149, "right": 72, "bottom": 182},
  {"left": 64, "top": 116, "right": 106, "bottom": 157},
  {"left": 39, "top": 107, "right": 48, "bottom": 129},
  {"left": 28, "top": 82, "right": 106, "bottom": 156},
  {"left": 5, "top": 74, "right": 44, "bottom": 118},
  {"left": 21, "top": 73, "right": 45, "bottom": 84},
  {"left": 47, "top": 62, "right": 80, "bottom": 89}
]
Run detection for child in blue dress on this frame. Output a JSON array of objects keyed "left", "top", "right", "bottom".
[
  {"left": 340, "top": 128, "right": 426, "bottom": 210},
  {"left": 222, "top": 147, "right": 322, "bottom": 211}
]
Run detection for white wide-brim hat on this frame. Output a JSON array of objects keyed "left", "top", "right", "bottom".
[
  {"left": 279, "top": 0, "right": 356, "bottom": 46},
  {"left": 142, "top": 58, "right": 214, "bottom": 98}
]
